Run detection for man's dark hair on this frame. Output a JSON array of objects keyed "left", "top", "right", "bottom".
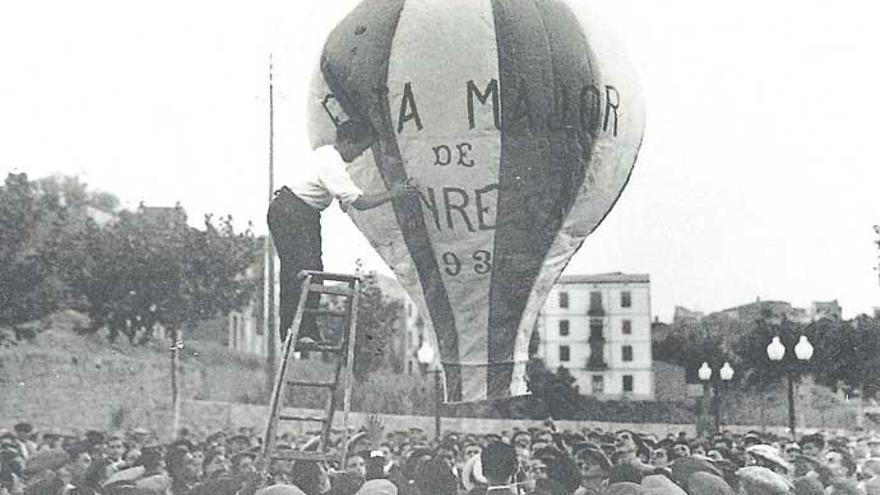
[
  {"left": 290, "top": 460, "right": 324, "bottom": 495},
  {"left": 799, "top": 433, "right": 825, "bottom": 451},
  {"left": 13, "top": 423, "right": 33, "bottom": 434},
  {"left": 481, "top": 441, "right": 517, "bottom": 483},
  {"left": 365, "top": 453, "right": 387, "bottom": 480},
  {"left": 511, "top": 431, "right": 531, "bottom": 445},
  {"left": 416, "top": 459, "right": 458, "bottom": 495}
]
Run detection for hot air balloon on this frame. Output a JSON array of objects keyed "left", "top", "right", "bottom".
[{"left": 306, "top": 0, "right": 645, "bottom": 402}]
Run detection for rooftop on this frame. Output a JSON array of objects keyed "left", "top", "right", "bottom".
[{"left": 557, "top": 272, "right": 650, "bottom": 284}]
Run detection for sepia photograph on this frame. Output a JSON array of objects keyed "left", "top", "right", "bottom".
[{"left": 2, "top": 0, "right": 880, "bottom": 494}]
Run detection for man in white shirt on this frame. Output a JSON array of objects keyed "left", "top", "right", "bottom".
[{"left": 267, "top": 155, "right": 417, "bottom": 346}]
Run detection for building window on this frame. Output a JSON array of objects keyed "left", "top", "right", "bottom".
[
  {"left": 623, "top": 375, "right": 634, "bottom": 393},
  {"left": 589, "top": 291, "right": 603, "bottom": 315},
  {"left": 621, "top": 291, "right": 632, "bottom": 308},
  {"left": 622, "top": 319, "right": 632, "bottom": 335},
  {"left": 559, "top": 319, "right": 570, "bottom": 336},
  {"left": 622, "top": 345, "right": 633, "bottom": 362},
  {"left": 589, "top": 319, "right": 604, "bottom": 341},
  {"left": 559, "top": 345, "right": 570, "bottom": 362},
  {"left": 592, "top": 375, "right": 604, "bottom": 393},
  {"left": 559, "top": 291, "right": 569, "bottom": 309}
]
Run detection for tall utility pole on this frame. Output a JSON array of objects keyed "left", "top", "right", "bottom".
[{"left": 264, "top": 55, "right": 277, "bottom": 395}]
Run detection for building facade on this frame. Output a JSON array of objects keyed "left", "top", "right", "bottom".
[{"left": 534, "top": 273, "right": 654, "bottom": 400}]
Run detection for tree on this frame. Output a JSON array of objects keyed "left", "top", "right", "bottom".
[
  {"left": 0, "top": 173, "right": 71, "bottom": 325},
  {"left": 653, "top": 319, "right": 729, "bottom": 383},
  {"left": 0, "top": 173, "right": 127, "bottom": 328},
  {"left": 81, "top": 207, "right": 258, "bottom": 344},
  {"left": 314, "top": 271, "right": 405, "bottom": 380},
  {"left": 810, "top": 315, "right": 880, "bottom": 400},
  {"left": 733, "top": 312, "right": 814, "bottom": 391},
  {"left": 525, "top": 357, "right": 582, "bottom": 419}
]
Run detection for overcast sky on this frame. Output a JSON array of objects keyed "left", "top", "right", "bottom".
[{"left": 2, "top": 0, "right": 879, "bottom": 321}]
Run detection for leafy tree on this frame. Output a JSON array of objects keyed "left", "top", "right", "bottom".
[
  {"left": 525, "top": 357, "right": 582, "bottom": 419},
  {"left": 0, "top": 173, "right": 127, "bottom": 328},
  {"left": 653, "top": 320, "right": 729, "bottom": 383},
  {"left": 810, "top": 315, "right": 880, "bottom": 400},
  {"left": 0, "top": 174, "right": 71, "bottom": 325},
  {"left": 733, "top": 312, "right": 814, "bottom": 390},
  {"left": 81, "top": 208, "right": 259, "bottom": 343}
]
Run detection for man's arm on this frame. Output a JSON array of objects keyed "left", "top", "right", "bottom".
[{"left": 350, "top": 179, "right": 419, "bottom": 210}]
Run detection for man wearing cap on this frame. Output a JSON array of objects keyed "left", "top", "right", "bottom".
[
  {"left": 745, "top": 444, "right": 793, "bottom": 477},
  {"left": 268, "top": 149, "right": 419, "bottom": 348},
  {"left": 736, "top": 466, "right": 793, "bottom": 495},
  {"left": 799, "top": 433, "right": 825, "bottom": 458},
  {"left": 230, "top": 451, "right": 257, "bottom": 479},
  {"left": 227, "top": 435, "right": 251, "bottom": 456},
  {"left": 12, "top": 423, "right": 37, "bottom": 459},
  {"left": 573, "top": 446, "right": 611, "bottom": 495}
]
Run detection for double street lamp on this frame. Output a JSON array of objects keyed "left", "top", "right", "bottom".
[
  {"left": 698, "top": 361, "right": 735, "bottom": 433},
  {"left": 417, "top": 342, "right": 441, "bottom": 441},
  {"left": 766, "top": 335, "right": 814, "bottom": 438}
]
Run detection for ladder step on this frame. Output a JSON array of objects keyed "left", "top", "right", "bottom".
[
  {"left": 302, "top": 308, "right": 349, "bottom": 317},
  {"left": 279, "top": 414, "right": 327, "bottom": 423},
  {"left": 307, "top": 284, "right": 354, "bottom": 297},
  {"left": 295, "top": 343, "right": 344, "bottom": 354},
  {"left": 287, "top": 380, "right": 337, "bottom": 389},
  {"left": 271, "top": 450, "right": 336, "bottom": 462},
  {"left": 298, "top": 270, "right": 361, "bottom": 284}
]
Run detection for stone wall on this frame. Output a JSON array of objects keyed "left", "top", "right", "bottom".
[
  {"left": 178, "top": 400, "right": 838, "bottom": 439},
  {"left": 0, "top": 334, "right": 265, "bottom": 436},
  {"left": 0, "top": 349, "right": 191, "bottom": 434}
]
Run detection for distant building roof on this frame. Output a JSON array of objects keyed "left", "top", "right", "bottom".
[
  {"left": 812, "top": 300, "right": 841, "bottom": 310},
  {"left": 716, "top": 299, "right": 792, "bottom": 315},
  {"left": 557, "top": 272, "right": 650, "bottom": 284},
  {"left": 673, "top": 306, "right": 705, "bottom": 325},
  {"left": 137, "top": 203, "right": 187, "bottom": 226}
]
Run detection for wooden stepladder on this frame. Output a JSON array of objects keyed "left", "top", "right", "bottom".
[{"left": 258, "top": 270, "right": 360, "bottom": 477}]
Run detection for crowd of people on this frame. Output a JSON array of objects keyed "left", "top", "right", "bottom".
[{"left": 3, "top": 419, "right": 880, "bottom": 495}]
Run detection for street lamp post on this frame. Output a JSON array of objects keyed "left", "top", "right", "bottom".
[
  {"left": 699, "top": 361, "right": 735, "bottom": 434},
  {"left": 767, "top": 335, "right": 814, "bottom": 439},
  {"left": 698, "top": 362, "right": 713, "bottom": 436},
  {"left": 716, "top": 362, "right": 735, "bottom": 431},
  {"left": 417, "top": 342, "right": 441, "bottom": 441}
]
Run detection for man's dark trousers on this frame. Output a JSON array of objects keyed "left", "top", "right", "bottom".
[{"left": 267, "top": 187, "right": 322, "bottom": 343}]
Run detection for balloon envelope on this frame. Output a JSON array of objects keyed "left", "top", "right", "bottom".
[{"left": 307, "top": 0, "right": 645, "bottom": 402}]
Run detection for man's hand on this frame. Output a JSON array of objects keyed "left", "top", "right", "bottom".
[
  {"left": 351, "top": 178, "right": 419, "bottom": 211},
  {"left": 365, "top": 414, "right": 385, "bottom": 449}
]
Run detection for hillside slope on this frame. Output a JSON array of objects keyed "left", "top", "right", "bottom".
[{"left": 0, "top": 312, "right": 266, "bottom": 433}]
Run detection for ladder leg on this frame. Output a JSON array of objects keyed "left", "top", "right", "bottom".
[
  {"left": 259, "top": 275, "right": 313, "bottom": 475},
  {"left": 319, "top": 342, "right": 345, "bottom": 452},
  {"left": 339, "top": 278, "right": 360, "bottom": 467}
]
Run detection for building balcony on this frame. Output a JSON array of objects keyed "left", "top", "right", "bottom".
[
  {"left": 586, "top": 357, "right": 608, "bottom": 370},
  {"left": 586, "top": 340, "right": 607, "bottom": 370},
  {"left": 587, "top": 306, "right": 605, "bottom": 317}
]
